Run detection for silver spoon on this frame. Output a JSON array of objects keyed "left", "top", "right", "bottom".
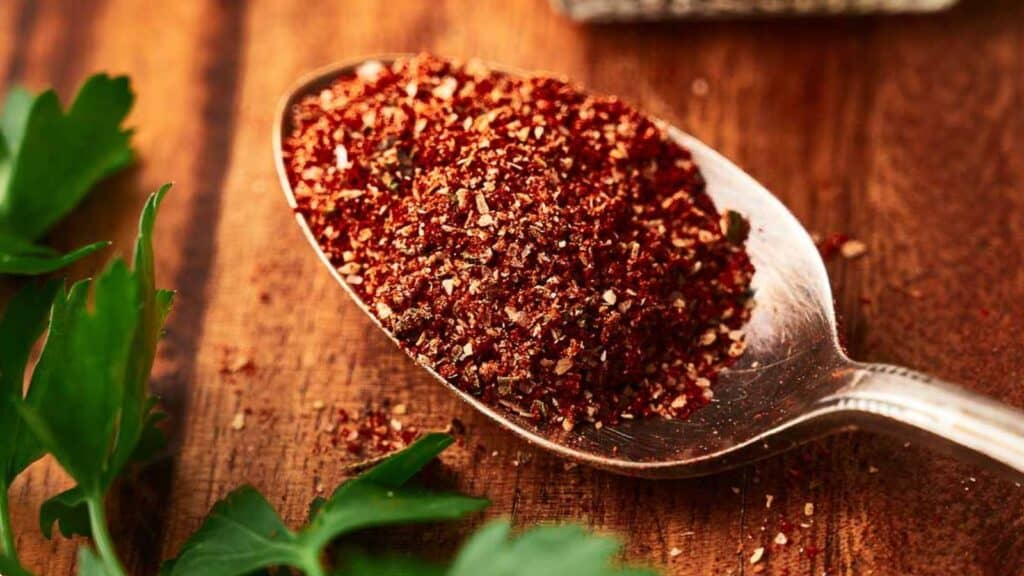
[{"left": 273, "top": 56, "right": 1024, "bottom": 479}]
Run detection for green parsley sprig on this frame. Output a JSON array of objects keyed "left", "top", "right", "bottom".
[
  {"left": 0, "top": 185, "right": 172, "bottom": 575},
  {"left": 340, "top": 519, "right": 659, "bottom": 576},
  {"left": 163, "top": 434, "right": 658, "bottom": 576},
  {"left": 0, "top": 74, "right": 135, "bottom": 275},
  {"left": 163, "top": 434, "right": 486, "bottom": 576}
]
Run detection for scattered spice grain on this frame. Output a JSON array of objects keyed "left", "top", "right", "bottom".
[
  {"left": 218, "top": 345, "right": 257, "bottom": 376},
  {"left": 839, "top": 239, "right": 867, "bottom": 259},
  {"left": 815, "top": 231, "right": 868, "bottom": 262},
  {"left": 691, "top": 78, "right": 709, "bottom": 97},
  {"left": 285, "top": 54, "right": 754, "bottom": 430},
  {"left": 325, "top": 405, "right": 420, "bottom": 458}
]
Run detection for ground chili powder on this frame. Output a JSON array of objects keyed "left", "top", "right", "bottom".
[{"left": 285, "top": 54, "right": 754, "bottom": 431}]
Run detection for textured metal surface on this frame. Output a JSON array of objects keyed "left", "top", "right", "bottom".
[
  {"left": 275, "top": 56, "right": 1024, "bottom": 479},
  {"left": 553, "top": 0, "right": 959, "bottom": 21}
]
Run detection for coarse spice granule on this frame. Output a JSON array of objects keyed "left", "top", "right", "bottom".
[
  {"left": 285, "top": 54, "right": 754, "bottom": 431},
  {"left": 327, "top": 406, "right": 420, "bottom": 457}
]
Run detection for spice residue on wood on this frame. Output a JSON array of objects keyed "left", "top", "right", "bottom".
[
  {"left": 217, "top": 345, "right": 256, "bottom": 377},
  {"left": 814, "top": 232, "right": 867, "bottom": 262},
  {"left": 284, "top": 54, "right": 754, "bottom": 431},
  {"left": 322, "top": 405, "right": 421, "bottom": 458}
]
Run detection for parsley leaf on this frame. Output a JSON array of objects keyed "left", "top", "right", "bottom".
[
  {"left": 160, "top": 485, "right": 303, "bottom": 575},
  {"left": 0, "top": 74, "right": 135, "bottom": 275},
  {"left": 16, "top": 261, "right": 139, "bottom": 487},
  {"left": 337, "top": 521, "right": 656, "bottom": 576},
  {"left": 164, "top": 433, "right": 489, "bottom": 576},
  {"left": 38, "top": 488, "right": 91, "bottom": 540},
  {"left": 449, "top": 520, "right": 657, "bottom": 576},
  {"left": 14, "top": 185, "right": 173, "bottom": 575},
  {"left": 0, "top": 234, "right": 109, "bottom": 275},
  {"left": 0, "top": 280, "right": 62, "bottom": 485},
  {"left": 75, "top": 548, "right": 111, "bottom": 576},
  {"left": 0, "top": 279, "right": 62, "bottom": 565},
  {"left": 0, "top": 553, "right": 32, "bottom": 576},
  {"left": 338, "top": 552, "right": 445, "bottom": 576},
  {"left": 0, "top": 75, "right": 134, "bottom": 240}
]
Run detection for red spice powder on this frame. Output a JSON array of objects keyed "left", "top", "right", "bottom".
[{"left": 284, "top": 54, "right": 754, "bottom": 430}]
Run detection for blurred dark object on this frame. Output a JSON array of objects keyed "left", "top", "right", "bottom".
[{"left": 552, "top": 0, "right": 959, "bottom": 21}]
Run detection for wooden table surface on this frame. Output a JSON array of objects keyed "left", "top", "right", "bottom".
[{"left": 2, "top": 0, "right": 1023, "bottom": 574}]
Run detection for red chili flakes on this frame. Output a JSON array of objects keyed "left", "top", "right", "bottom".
[
  {"left": 327, "top": 406, "right": 420, "bottom": 458},
  {"left": 310, "top": 403, "right": 426, "bottom": 471},
  {"left": 285, "top": 54, "right": 755, "bottom": 430}
]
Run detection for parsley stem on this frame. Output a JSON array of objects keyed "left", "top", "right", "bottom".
[
  {"left": 0, "top": 482, "right": 17, "bottom": 561},
  {"left": 297, "top": 548, "right": 327, "bottom": 576},
  {"left": 86, "top": 494, "right": 126, "bottom": 576}
]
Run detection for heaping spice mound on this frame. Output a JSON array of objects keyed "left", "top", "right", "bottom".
[{"left": 284, "top": 54, "right": 755, "bottom": 431}]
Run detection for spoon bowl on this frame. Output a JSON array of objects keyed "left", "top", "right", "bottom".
[{"left": 274, "top": 56, "right": 1024, "bottom": 479}]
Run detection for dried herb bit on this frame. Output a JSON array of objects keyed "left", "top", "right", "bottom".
[
  {"left": 162, "top": 434, "right": 489, "bottom": 576},
  {"left": 721, "top": 210, "right": 750, "bottom": 245},
  {"left": 0, "top": 74, "right": 135, "bottom": 275},
  {"left": 286, "top": 54, "right": 755, "bottom": 430}
]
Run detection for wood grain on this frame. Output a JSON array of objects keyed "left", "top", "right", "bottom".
[{"left": 2, "top": 0, "right": 1023, "bottom": 574}]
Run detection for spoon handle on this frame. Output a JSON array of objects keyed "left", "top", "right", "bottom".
[{"left": 834, "top": 363, "right": 1024, "bottom": 478}]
